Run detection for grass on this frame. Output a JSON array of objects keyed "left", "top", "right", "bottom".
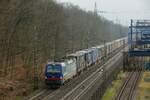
[
  {"left": 136, "top": 72, "right": 150, "bottom": 100},
  {"left": 102, "top": 71, "right": 125, "bottom": 100},
  {"left": 15, "top": 96, "right": 23, "bottom": 100}
]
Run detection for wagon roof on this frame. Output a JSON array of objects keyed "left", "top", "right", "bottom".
[{"left": 67, "top": 52, "right": 84, "bottom": 57}]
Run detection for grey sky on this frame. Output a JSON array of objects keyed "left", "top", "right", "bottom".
[{"left": 58, "top": 0, "right": 150, "bottom": 26}]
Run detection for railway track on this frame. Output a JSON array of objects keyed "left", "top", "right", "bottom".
[
  {"left": 42, "top": 48, "right": 124, "bottom": 100},
  {"left": 116, "top": 71, "right": 141, "bottom": 100},
  {"left": 60, "top": 52, "right": 122, "bottom": 100},
  {"left": 27, "top": 46, "right": 126, "bottom": 100},
  {"left": 27, "top": 62, "right": 103, "bottom": 100}
]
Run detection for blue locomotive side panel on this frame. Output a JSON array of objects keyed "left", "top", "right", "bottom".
[{"left": 45, "top": 58, "right": 77, "bottom": 86}]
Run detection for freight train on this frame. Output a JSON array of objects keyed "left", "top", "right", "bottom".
[{"left": 44, "top": 37, "right": 127, "bottom": 87}]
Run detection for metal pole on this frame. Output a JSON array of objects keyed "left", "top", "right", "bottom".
[
  {"left": 33, "top": 28, "right": 39, "bottom": 90},
  {"left": 130, "top": 19, "right": 133, "bottom": 50}
]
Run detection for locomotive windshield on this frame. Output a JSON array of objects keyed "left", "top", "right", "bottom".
[{"left": 46, "top": 64, "right": 61, "bottom": 73}]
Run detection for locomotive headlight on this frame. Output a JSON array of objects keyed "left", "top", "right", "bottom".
[
  {"left": 60, "top": 76, "right": 63, "bottom": 79},
  {"left": 45, "top": 76, "right": 47, "bottom": 79}
]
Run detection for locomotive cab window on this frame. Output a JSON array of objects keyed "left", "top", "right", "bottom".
[{"left": 47, "top": 65, "right": 61, "bottom": 73}]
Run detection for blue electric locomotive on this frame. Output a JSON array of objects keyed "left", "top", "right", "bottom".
[
  {"left": 45, "top": 63, "right": 64, "bottom": 85},
  {"left": 45, "top": 58, "right": 76, "bottom": 86}
]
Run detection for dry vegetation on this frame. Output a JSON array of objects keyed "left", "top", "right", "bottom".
[{"left": 136, "top": 72, "right": 150, "bottom": 100}]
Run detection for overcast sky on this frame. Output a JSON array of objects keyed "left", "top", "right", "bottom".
[{"left": 57, "top": 0, "right": 150, "bottom": 26}]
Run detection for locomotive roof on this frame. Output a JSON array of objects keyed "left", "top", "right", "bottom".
[
  {"left": 67, "top": 51, "right": 85, "bottom": 57},
  {"left": 47, "top": 58, "right": 75, "bottom": 66}
]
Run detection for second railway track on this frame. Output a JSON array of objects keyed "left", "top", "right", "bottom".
[{"left": 116, "top": 71, "right": 141, "bottom": 100}]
